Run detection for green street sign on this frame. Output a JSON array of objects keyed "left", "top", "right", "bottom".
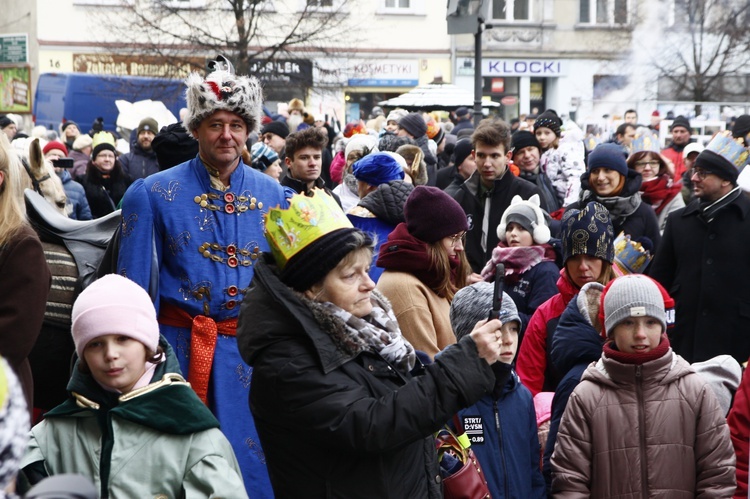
[{"left": 0, "top": 34, "right": 28, "bottom": 64}]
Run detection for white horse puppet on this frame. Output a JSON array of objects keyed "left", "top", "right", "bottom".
[{"left": 11, "top": 136, "right": 67, "bottom": 215}]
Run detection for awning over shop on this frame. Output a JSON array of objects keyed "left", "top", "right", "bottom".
[{"left": 378, "top": 83, "right": 500, "bottom": 111}]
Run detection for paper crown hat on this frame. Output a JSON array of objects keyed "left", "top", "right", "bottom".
[
  {"left": 704, "top": 132, "right": 750, "bottom": 170},
  {"left": 264, "top": 188, "right": 353, "bottom": 269},
  {"left": 613, "top": 231, "right": 653, "bottom": 275},
  {"left": 630, "top": 127, "right": 661, "bottom": 154}
]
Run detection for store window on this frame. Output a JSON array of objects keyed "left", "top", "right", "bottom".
[
  {"left": 580, "top": 0, "right": 629, "bottom": 24},
  {"left": 491, "top": 0, "right": 531, "bottom": 21}
]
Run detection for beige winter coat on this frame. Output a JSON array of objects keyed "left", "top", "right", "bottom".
[
  {"left": 376, "top": 270, "right": 455, "bottom": 358},
  {"left": 551, "top": 348, "right": 736, "bottom": 498}
]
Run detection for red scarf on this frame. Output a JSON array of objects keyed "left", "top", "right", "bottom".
[
  {"left": 377, "top": 223, "right": 459, "bottom": 297},
  {"left": 602, "top": 334, "right": 670, "bottom": 365},
  {"left": 640, "top": 175, "right": 682, "bottom": 215}
]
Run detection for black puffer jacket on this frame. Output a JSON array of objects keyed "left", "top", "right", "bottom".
[
  {"left": 357, "top": 180, "right": 413, "bottom": 225},
  {"left": 237, "top": 255, "right": 494, "bottom": 498}
]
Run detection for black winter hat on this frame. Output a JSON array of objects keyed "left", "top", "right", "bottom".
[
  {"left": 398, "top": 113, "right": 428, "bottom": 138},
  {"left": 452, "top": 138, "right": 473, "bottom": 168},
  {"left": 0, "top": 115, "right": 12, "bottom": 129},
  {"left": 151, "top": 122, "right": 200, "bottom": 170},
  {"left": 534, "top": 110, "right": 562, "bottom": 137},
  {"left": 511, "top": 131, "right": 540, "bottom": 155},
  {"left": 404, "top": 186, "right": 468, "bottom": 243},
  {"left": 587, "top": 143, "right": 628, "bottom": 177},
  {"left": 260, "top": 120, "right": 289, "bottom": 139},
  {"left": 281, "top": 228, "right": 371, "bottom": 292},
  {"left": 695, "top": 149, "right": 738, "bottom": 183},
  {"left": 669, "top": 115, "right": 691, "bottom": 132},
  {"left": 733, "top": 115, "right": 750, "bottom": 139},
  {"left": 61, "top": 121, "right": 78, "bottom": 133}
]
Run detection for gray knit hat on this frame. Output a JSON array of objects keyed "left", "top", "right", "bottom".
[
  {"left": 450, "top": 282, "right": 520, "bottom": 340},
  {"left": 603, "top": 275, "right": 666, "bottom": 337},
  {"left": 398, "top": 113, "right": 428, "bottom": 138}
]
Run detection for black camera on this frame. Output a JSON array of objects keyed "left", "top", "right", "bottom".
[{"left": 51, "top": 157, "right": 74, "bottom": 169}]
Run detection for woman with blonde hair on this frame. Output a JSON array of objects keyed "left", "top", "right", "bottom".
[
  {"left": 0, "top": 133, "right": 51, "bottom": 415},
  {"left": 377, "top": 186, "right": 471, "bottom": 358}
]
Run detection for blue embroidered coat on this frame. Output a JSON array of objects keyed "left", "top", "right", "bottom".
[{"left": 117, "top": 156, "right": 286, "bottom": 498}]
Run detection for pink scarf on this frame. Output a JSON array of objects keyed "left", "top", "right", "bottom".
[{"left": 480, "top": 243, "right": 557, "bottom": 285}]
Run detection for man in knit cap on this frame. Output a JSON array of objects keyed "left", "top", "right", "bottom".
[
  {"left": 660, "top": 115, "right": 692, "bottom": 179},
  {"left": 116, "top": 55, "right": 285, "bottom": 498},
  {"left": 120, "top": 117, "right": 159, "bottom": 180},
  {"left": 451, "top": 106, "right": 474, "bottom": 136},
  {"left": 397, "top": 112, "right": 438, "bottom": 180},
  {"left": 651, "top": 132, "right": 750, "bottom": 365}
]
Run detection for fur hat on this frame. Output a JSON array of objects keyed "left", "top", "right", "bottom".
[
  {"left": 183, "top": 56, "right": 263, "bottom": 134},
  {"left": 72, "top": 134, "right": 93, "bottom": 151},
  {"left": 137, "top": 117, "right": 158, "bottom": 136},
  {"left": 43, "top": 141, "right": 68, "bottom": 157},
  {"left": 450, "top": 283, "right": 520, "bottom": 340},
  {"left": 287, "top": 98, "right": 305, "bottom": 114},
  {"left": 588, "top": 143, "right": 628, "bottom": 177},
  {"left": 669, "top": 115, "right": 691, "bottom": 132},
  {"left": 560, "top": 201, "right": 615, "bottom": 264},
  {"left": 534, "top": 110, "right": 562, "bottom": 137},
  {"left": 71, "top": 274, "right": 160, "bottom": 359},
  {"left": 398, "top": 113, "right": 428, "bottom": 138},
  {"left": 404, "top": 186, "right": 468, "bottom": 243},
  {"left": 601, "top": 275, "right": 666, "bottom": 337},
  {"left": 395, "top": 144, "right": 428, "bottom": 185},
  {"left": 496, "top": 194, "right": 551, "bottom": 244}
]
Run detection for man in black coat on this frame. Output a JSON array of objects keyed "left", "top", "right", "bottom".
[
  {"left": 650, "top": 139, "right": 750, "bottom": 364},
  {"left": 446, "top": 118, "right": 545, "bottom": 273}
]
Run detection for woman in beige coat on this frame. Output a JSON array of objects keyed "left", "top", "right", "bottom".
[
  {"left": 376, "top": 186, "right": 471, "bottom": 358},
  {"left": 551, "top": 275, "right": 736, "bottom": 497}
]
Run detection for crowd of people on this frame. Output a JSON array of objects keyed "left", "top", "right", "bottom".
[{"left": 2, "top": 59, "right": 750, "bottom": 497}]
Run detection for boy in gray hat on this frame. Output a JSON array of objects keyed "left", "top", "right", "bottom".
[{"left": 449, "top": 282, "right": 546, "bottom": 499}]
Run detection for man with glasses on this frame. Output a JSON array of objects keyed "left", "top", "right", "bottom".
[{"left": 650, "top": 133, "right": 750, "bottom": 365}]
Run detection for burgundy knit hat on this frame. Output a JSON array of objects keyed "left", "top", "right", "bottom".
[{"left": 404, "top": 186, "right": 468, "bottom": 243}]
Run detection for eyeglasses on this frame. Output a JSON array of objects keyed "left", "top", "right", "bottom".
[
  {"left": 449, "top": 232, "right": 467, "bottom": 247},
  {"left": 634, "top": 160, "right": 659, "bottom": 170},
  {"left": 689, "top": 167, "right": 710, "bottom": 180}
]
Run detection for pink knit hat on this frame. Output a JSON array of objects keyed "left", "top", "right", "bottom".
[{"left": 71, "top": 274, "right": 160, "bottom": 358}]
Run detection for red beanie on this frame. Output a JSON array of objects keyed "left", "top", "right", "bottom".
[{"left": 42, "top": 141, "right": 68, "bottom": 156}]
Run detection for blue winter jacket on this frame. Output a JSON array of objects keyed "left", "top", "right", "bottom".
[
  {"left": 457, "top": 369, "right": 546, "bottom": 499},
  {"left": 57, "top": 169, "right": 92, "bottom": 220},
  {"left": 543, "top": 285, "right": 604, "bottom": 488}
]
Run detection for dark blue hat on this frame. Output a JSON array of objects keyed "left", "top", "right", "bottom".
[
  {"left": 588, "top": 143, "right": 628, "bottom": 177},
  {"left": 352, "top": 152, "right": 405, "bottom": 186},
  {"left": 561, "top": 201, "right": 614, "bottom": 264}
]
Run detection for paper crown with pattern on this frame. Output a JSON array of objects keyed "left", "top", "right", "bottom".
[
  {"left": 705, "top": 131, "right": 750, "bottom": 169},
  {"left": 630, "top": 127, "right": 661, "bottom": 154},
  {"left": 613, "top": 232, "right": 653, "bottom": 275},
  {"left": 264, "top": 188, "right": 353, "bottom": 269}
]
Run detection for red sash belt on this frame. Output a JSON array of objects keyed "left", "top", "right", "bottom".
[{"left": 158, "top": 302, "right": 237, "bottom": 405}]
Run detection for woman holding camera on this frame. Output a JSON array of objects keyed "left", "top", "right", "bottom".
[{"left": 237, "top": 189, "right": 503, "bottom": 498}]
